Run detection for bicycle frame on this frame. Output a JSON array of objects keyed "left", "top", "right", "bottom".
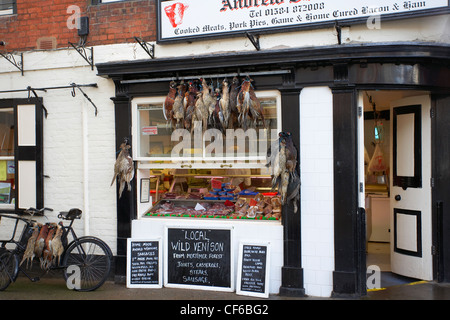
[
  {"left": 1, "top": 209, "right": 113, "bottom": 291},
  {"left": 0, "top": 214, "right": 33, "bottom": 252}
]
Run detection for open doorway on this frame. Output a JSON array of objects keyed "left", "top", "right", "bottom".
[{"left": 362, "top": 89, "right": 432, "bottom": 288}]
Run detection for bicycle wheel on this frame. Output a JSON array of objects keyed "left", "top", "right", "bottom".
[
  {"left": 62, "top": 237, "right": 112, "bottom": 292},
  {"left": 0, "top": 250, "right": 18, "bottom": 291}
]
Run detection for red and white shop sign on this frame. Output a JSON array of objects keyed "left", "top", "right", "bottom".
[
  {"left": 158, "top": 0, "right": 449, "bottom": 41},
  {"left": 142, "top": 126, "right": 158, "bottom": 135}
]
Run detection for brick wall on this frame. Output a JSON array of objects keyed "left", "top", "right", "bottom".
[{"left": 0, "top": 0, "right": 156, "bottom": 52}]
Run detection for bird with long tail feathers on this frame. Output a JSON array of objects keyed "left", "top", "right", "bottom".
[
  {"left": 266, "top": 132, "right": 300, "bottom": 212},
  {"left": 111, "top": 139, "right": 134, "bottom": 198}
]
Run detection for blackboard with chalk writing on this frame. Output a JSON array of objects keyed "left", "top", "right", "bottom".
[
  {"left": 237, "top": 242, "right": 270, "bottom": 298},
  {"left": 165, "top": 227, "right": 233, "bottom": 291},
  {"left": 127, "top": 239, "right": 162, "bottom": 288}
]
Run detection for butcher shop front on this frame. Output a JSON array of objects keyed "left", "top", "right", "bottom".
[
  {"left": 98, "top": 42, "right": 450, "bottom": 297},
  {"left": 99, "top": 57, "right": 305, "bottom": 296},
  {"left": 96, "top": 0, "right": 450, "bottom": 298}
]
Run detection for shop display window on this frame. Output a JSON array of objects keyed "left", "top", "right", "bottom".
[
  {"left": 132, "top": 89, "right": 280, "bottom": 167},
  {"left": 133, "top": 81, "right": 283, "bottom": 221}
]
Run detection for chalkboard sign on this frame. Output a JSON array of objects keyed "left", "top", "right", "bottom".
[
  {"left": 237, "top": 242, "right": 270, "bottom": 298},
  {"left": 127, "top": 239, "right": 162, "bottom": 288},
  {"left": 165, "top": 226, "right": 233, "bottom": 292}
]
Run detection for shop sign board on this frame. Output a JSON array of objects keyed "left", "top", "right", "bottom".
[
  {"left": 165, "top": 226, "right": 234, "bottom": 291},
  {"left": 127, "top": 239, "right": 162, "bottom": 288},
  {"left": 158, "top": 0, "right": 449, "bottom": 42},
  {"left": 236, "top": 241, "right": 270, "bottom": 298}
]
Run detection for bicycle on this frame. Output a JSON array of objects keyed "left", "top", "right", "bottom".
[{"left": 0, "top": 207, "right": 113, "bottom": 292}]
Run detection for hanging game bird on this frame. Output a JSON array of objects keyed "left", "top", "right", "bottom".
[
  {"left": 34, "top": 224, "right": 49, "bottom": 261},
  {"left": 41, "top": 224, "right": 57, "bottom": 270},
  {"left": 173, "top": 81, "right": 187, "bottom": 129},
  {"left": 19, "top": 223, "right": 41, "bottom": 269},
  {"left": 163, "top": 81, "right": 177, "bottom": 124},
  {"left": 219, "top": 79, "right": 231, "bottom": 130},
  {"left": 51, "top": 224, "right": 64, "bottom": 266},
  {"left": 237, "top": 77, "right": 265, "bottom": 130},
  {"left": 266, "top": 132, "right": 300, "bottom": 212},
  {"left": 111, "top": 140, "right": 135, "bottom": 198}
]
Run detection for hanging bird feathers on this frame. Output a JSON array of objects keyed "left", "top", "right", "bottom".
[
  {"left": 173, "top": 81, "right": 187, "bottom": 129},
  {"left": 163, "top": 81, "right": 177, "bottom": 123},
  {"left": 266, "top": 132, "right": 300, "bottom": 212},
  {"left": 51, "top": 224, "right": 64, "bottom": 267},
  {"left": 111, "top": 141, "right": 135, "bottom": 198},
  {"left": 34, "top": 224, "right": 49, "bottom": 262},
  {"left": 19, "top": 223, "right": 40, "bottom": 269},
  {"left": 219, "top": 79, "right": 231, "bottom": 129},
  {"left": 41, "top": 224, "right": 56, "bottom": 270},
  {"left": 201, "top": 78, "right": 216, "bottom": 128}
]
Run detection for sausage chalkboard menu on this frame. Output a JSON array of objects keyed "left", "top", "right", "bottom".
[
  {"left": 237, "top": 242, "right": 270, "bottom": 298},
  {"left": 165, "top": 227, "right": 233, "bottom": 291},
  {"left": 127, "top": 239, "right": 162, "bottom": 288}
]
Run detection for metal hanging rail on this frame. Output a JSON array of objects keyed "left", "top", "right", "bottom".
[
  {"left": 0, "top": 83, "right": 98, "bottom": 117},
  {"left": 120, "top": 69, "right": 291, "bottom": 84}
]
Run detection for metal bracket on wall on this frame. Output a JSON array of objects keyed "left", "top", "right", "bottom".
[
  {"left": 246, "top": 32, "right": 260, "bottom": 51},
  {"left": 68, "top": 42, "right": 94, "bottom": 70},
  {"left": 0, "top": 52, "right": 24, "bottom": 75},
  {"left": 27, "top": 87, "right": 49, "bottom": 118},
  {"left": 134, "top": 37, "right": 155, "bottom": 59},
  {"left": 0, "top": 83, "right": 98, "bottom": 117},
  {"left": 70, "top": 83, "right": 98, "bottom": 116},
  {"left": 334, "top": 21, "right": 342, "bottom": 45}
]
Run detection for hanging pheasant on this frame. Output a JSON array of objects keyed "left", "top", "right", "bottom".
[
  {"left": 266, "top": 132, "right": 300, "bottom": 212},
  {"left": 111, "top": 139, "right": 135, "bottom": 198}
]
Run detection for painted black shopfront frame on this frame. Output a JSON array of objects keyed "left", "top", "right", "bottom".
[{"left": 97, "top": 43, "right": 450, "bottom": 297}]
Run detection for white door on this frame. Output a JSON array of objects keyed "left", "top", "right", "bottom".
[{"left": 390, "top": 95, "right": 432, "bottom": 280}]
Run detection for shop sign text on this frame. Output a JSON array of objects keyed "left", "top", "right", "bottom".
[{"left": 159, "top": 0, "right": 448, "bottom": 41}]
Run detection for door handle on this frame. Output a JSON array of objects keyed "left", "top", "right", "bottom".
[{"left": 395, "top": 195, "right": 401, "bottom": 201}]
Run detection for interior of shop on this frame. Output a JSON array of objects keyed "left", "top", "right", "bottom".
[
  {"left": 134, "top": 80, "right": 290, "bottom": 222},
  {"left": 363, "top": 89, "right": 428, "bottom": 287}
]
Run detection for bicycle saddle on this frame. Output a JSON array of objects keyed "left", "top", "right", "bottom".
[{"left": 58, "top": 208, "right": 82, "bottom": 220}]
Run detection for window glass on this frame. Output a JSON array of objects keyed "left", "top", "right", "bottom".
[
  {"left": 0, "top": 108, "right": 15, "bottom": 206},
  {"left": 133, "top": 90, "right": 280, "bottom": 166}
]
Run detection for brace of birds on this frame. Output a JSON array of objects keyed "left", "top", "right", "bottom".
[
  {"left": 163, "top": 76, "right": 267, "bottom": 133},
  {"left": 20, "top": 222, "right": 64, "bottom": 271}
]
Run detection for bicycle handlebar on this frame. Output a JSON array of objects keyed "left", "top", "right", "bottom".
[{"left": 23, "top": 207, "right": 53, "bottom": 216}]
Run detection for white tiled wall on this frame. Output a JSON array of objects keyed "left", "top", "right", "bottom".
[{"left": 300, "top": 87, "right": 334, "bottom": 297}]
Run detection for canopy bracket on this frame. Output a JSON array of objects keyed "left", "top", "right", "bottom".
[
  {"left": 68, "top": 42, "right": 94, "bottom": 70},
  {"left": 134, "top": 37, "right": 155, "bottom": 59},
  {"left": 246, "top": 32, "right": 260, "bottom": 51},
  {"left": 0, "top": 52, "right": 23, "bottom": 75}
]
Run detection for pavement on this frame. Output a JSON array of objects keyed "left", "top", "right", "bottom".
[
  {"left": 1, "top": 274, "right": 450, "bottom": 301},
  {"left": 1, "top": 275, "right": 449, "bottom": 318}
]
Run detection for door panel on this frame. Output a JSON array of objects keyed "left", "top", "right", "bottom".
[
  {"left": 15, "top": 103, "right": 43, "bottom": 210},
  {"left": 390, "top": 95, "right": 432, "bottom": 281}
]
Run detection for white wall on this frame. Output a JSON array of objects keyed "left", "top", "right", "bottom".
[
  {"left": 0, "top": 50, "right": 118, "bottom": 254},
  {"left": 300, "top": 87, "right": 334, "bottom": 297},
  {"left": 0, "top": 12, "right": 447, "bottom": 294}
]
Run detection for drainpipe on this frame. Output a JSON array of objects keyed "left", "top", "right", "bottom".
[{"left": 82, "top": 100, "right": 90, "bottom": 236}]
